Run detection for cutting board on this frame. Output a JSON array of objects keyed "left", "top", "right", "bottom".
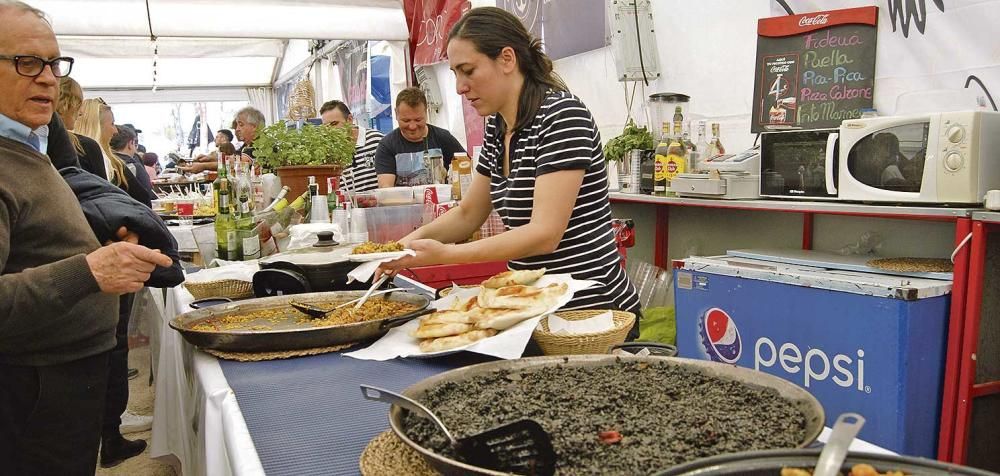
[{"left": 727, "top": 248, "right": 954, "bottom": 281}]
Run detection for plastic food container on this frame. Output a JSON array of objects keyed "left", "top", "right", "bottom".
[
  {"left": 365, "top": 204, "right": 423, "bottom": 242},
  {"left": 375, "top": 187, "right": 414, "bottom": 206}
]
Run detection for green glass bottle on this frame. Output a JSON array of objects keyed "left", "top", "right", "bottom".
[
  {"left": 214, "top": 155, "right": 240, "bottom": 260},
  {"left": 234, "top": 160, "right": 260, "bottom": 260}
]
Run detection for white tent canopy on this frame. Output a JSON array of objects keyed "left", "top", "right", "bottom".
[{"left": 26, "top": 0, "right": 408, "bottom": 93}]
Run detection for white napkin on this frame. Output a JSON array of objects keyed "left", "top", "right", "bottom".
[
  {"left": 184, "top": 262, "right": 259, "bottom": 283},
  {"left": 344, "top": 274, "right": 597, "bottom": 361},
  {"left": 547, "top": 310, "right": 614, "bottom": 336},
  {"left": 346, "top": 250, "right": 416, "bottom": 283}
]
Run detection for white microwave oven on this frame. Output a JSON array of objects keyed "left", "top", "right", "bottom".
[{"left": 837, "top": 111, "right": 1000, "bottom": 204}]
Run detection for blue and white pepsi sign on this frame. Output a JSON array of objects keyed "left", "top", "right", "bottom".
[{"left": 675, "top": 264, "right": 949, "bottom": 458}]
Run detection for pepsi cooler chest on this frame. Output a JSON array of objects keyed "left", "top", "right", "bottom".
[{"left": 674, "top": 256, "right": 951, "bottom": 458}]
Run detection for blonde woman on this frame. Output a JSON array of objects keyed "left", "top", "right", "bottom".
[
  {"left": 74, "top": 98, "right": 127, "bottom": 186},
  {"left": 55, "top": 77, "right": 106, "bottom": 178}
]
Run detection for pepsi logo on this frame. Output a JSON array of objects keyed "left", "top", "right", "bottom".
[{"left": 701, "top": 308, "right": 742, "bottom": 363}]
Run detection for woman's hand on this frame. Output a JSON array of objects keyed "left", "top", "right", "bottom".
[{"left": 378, "top": 239, "right": 451, "bottom": 275}]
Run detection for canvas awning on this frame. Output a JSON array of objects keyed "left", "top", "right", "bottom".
[{"left": 26, "top": 0, "right": 408, "bottom": 92}]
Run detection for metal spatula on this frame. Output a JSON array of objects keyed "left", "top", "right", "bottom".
[
  {"left": 290, "top": 288, "right": 398, "bottom": 319},
  {"left": 361, "top": 385, "right": 557, "bottom": 476}
]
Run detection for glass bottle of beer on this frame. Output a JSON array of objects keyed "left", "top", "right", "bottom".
[
  {"left": 653, "top": 121, "right": 672, "bottom": 196},
  {"left": 664, "top": 119, "right": 687, "bottom": 195},
  {"left": 708, "top": 122, "right": 726, "bottom": 159}
]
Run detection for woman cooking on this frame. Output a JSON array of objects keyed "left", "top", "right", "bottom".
[{"left": 380, "top": 7, "right": 641, "bottom": 335}]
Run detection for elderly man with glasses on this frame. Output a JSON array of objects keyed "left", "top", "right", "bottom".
[{"left": 0, "top": 2, "right": 173, "bottom": 474}]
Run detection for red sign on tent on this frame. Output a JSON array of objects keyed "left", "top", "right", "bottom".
[{"left": 405, "top": 0, "right": 470, "bottom": 66}]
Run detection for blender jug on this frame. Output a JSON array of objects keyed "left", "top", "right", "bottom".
[{"left": 648, "top": 93, "right": 690, "bottom": 140}]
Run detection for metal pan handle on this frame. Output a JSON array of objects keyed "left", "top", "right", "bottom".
[
  {"left": 378, "top": 308, "right": 434, "bottom": 331},
  {"left": 360, "top": 384, "right": 457, "bottom": 444}
]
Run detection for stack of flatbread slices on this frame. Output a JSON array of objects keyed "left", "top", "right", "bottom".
[{"left": 412, "top": 268, "right": 569, "bottom": 353}]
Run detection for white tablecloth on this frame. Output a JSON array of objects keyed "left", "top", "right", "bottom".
[{"left": 149, "top": 286, "right": 264, "bottom": 476}]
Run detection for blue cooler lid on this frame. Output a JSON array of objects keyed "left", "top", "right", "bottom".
[{"left": 679, "top": 255, "right": 951, "bottom": 300}]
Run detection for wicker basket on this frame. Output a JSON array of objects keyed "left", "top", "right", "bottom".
[
  {"left": 183, "top": 279, "right": 255, "bottom": 300},
  {"left": 532, "top": 310, "right": 636, "bottom": 356}
]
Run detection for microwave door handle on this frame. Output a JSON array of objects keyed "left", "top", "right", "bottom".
[{"left": 825, "top": 133, "right": 838, "bottom": 195}]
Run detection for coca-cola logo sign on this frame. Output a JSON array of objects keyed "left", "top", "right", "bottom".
[{"left": 798, "top": 14, "right": 829, "bottom": 27}]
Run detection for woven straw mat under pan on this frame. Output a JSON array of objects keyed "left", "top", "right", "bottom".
[
  {"left": 867, "top": 257, "right": 953, "bottom": 273},
  {"left": 360, "top": 430, "right": 438, "bottom": 476}
]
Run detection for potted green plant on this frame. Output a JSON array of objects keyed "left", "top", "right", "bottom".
[
  {"left": 603, "top": 119, "right": 655, "bottom": 193},
  {"left": 253, "top": 122, "right": 356, "bottom": 197}
]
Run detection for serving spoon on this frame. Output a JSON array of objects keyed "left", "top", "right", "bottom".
[
  {"left": 814, "top": 413, "right": 866, "bottom": 476},
  {"left": 290, "top": 287, "right": 398, "bottom": 319}
]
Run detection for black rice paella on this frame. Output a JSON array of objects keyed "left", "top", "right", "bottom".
[{"left": 402, "top": 360, "right": 812, "bottom": 475}]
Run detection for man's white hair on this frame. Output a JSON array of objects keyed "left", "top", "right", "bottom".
[{"left": 0, "top": 0, "right": 50, "bottom": 24}]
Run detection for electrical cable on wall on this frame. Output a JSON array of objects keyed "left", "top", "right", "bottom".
[
  {"left": 145, "top": 0, "right": 157, "bottom": 92},
  {"left": 632, "top": 0, "right": 649, "bottom": 86}
]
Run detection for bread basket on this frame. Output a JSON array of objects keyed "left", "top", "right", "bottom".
[
  {"left": 532, "top": 310, "right": 636, "bottom": 355},
  {"left": 183, "top": 279, "right": 254, "bottom": 300}
]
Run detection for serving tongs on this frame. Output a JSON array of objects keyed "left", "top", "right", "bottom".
[
  {"left": 290, "top": 287, "right": 398, "bottom": 319},
  {"left": 361, "top": 385, "right": 556, "bottom": 476}
]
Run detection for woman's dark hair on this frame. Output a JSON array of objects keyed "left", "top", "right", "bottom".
[
  {"left": 142, "top": 152, "right": 158, "bottom": 167},
  {"left": 449, "top": 6, "right": 567, "bottom": 132}
]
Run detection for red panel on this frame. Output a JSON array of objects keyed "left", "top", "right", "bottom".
[
  {"left": 758, "top": 6, "right": 878, "bottom": 37},
  {"left": 938, "top": 218, "right": 974, "bottom": 461},
  {"left": 801, "top": 212, "right": 814, "bottom": 250},
  {"left": 951, "top": 221, "right": 988, "bottom": 464},
  {"left": 654, "top": 206, "right": 669, "bottom": 269},
  {"left": 405, "top": 0, "right": 471, "bottom": 66},
  {"left": 400, "top": 261, "right": 508, "bottom": 289}
]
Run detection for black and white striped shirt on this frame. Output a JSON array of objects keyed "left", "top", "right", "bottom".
[
  {"left": 476, "top": 91, "right": 640, "bottom": 313},
  {"left": 342, "top": 128, "right": 382, "bottom": 193}
]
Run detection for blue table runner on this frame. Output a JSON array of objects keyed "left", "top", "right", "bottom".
[{"left": 219, "top": 352, "right": 493, "bottom": 476}]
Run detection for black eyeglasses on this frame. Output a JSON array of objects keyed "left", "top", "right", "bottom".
[{"left": 0, "top": 55, "right": 74, "bottom": 78}]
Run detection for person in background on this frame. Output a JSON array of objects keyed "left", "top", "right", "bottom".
[
  {"left": 186, "top": 128, "right": 233, "bottom": 167},
  {"left": 180, "top": 108, "right": 262, "bottom": 174},
  {"left": 111, "top": 124, "right": 154, "bottom": 201},
  {"left": 216, "top": 128, "right": 233, "bottom": 148},
  {"left": 235, "top": 106, "right": 263, "bottom": 161},
  {"left": 56, "top": 75, "right": 107, "bottom": 178},
  {"left": 0, "top": 2, "right": 173, "bottom": 473},
  {"left": 78, "top": 100, "right": 157, "bottom": 465},
  {"left": 374, "top": 87, "right": 465, "bottom": 187},
  {"left": 379, "top": 7, "right": 640, "bottom": 335},
  {"left": 320, "top": 99, "right": 382, "bottom": 193},
  {"left": 142, "top": 151, "right": 159, "bottom": 178},
  {"left": 75, "top": 98, "right": 128, "bottom": 184}
]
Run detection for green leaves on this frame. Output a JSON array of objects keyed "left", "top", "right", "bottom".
[
  {"left": 253, "top": 122, "right": 356, "bottom": 170},
  {"left": 603, "top": 119, "right": 655, "bottom": 162}
]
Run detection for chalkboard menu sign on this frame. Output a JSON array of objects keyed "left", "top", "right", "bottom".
[{"left": 751, "top": 6, "right": 878, "bottom": 133}]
